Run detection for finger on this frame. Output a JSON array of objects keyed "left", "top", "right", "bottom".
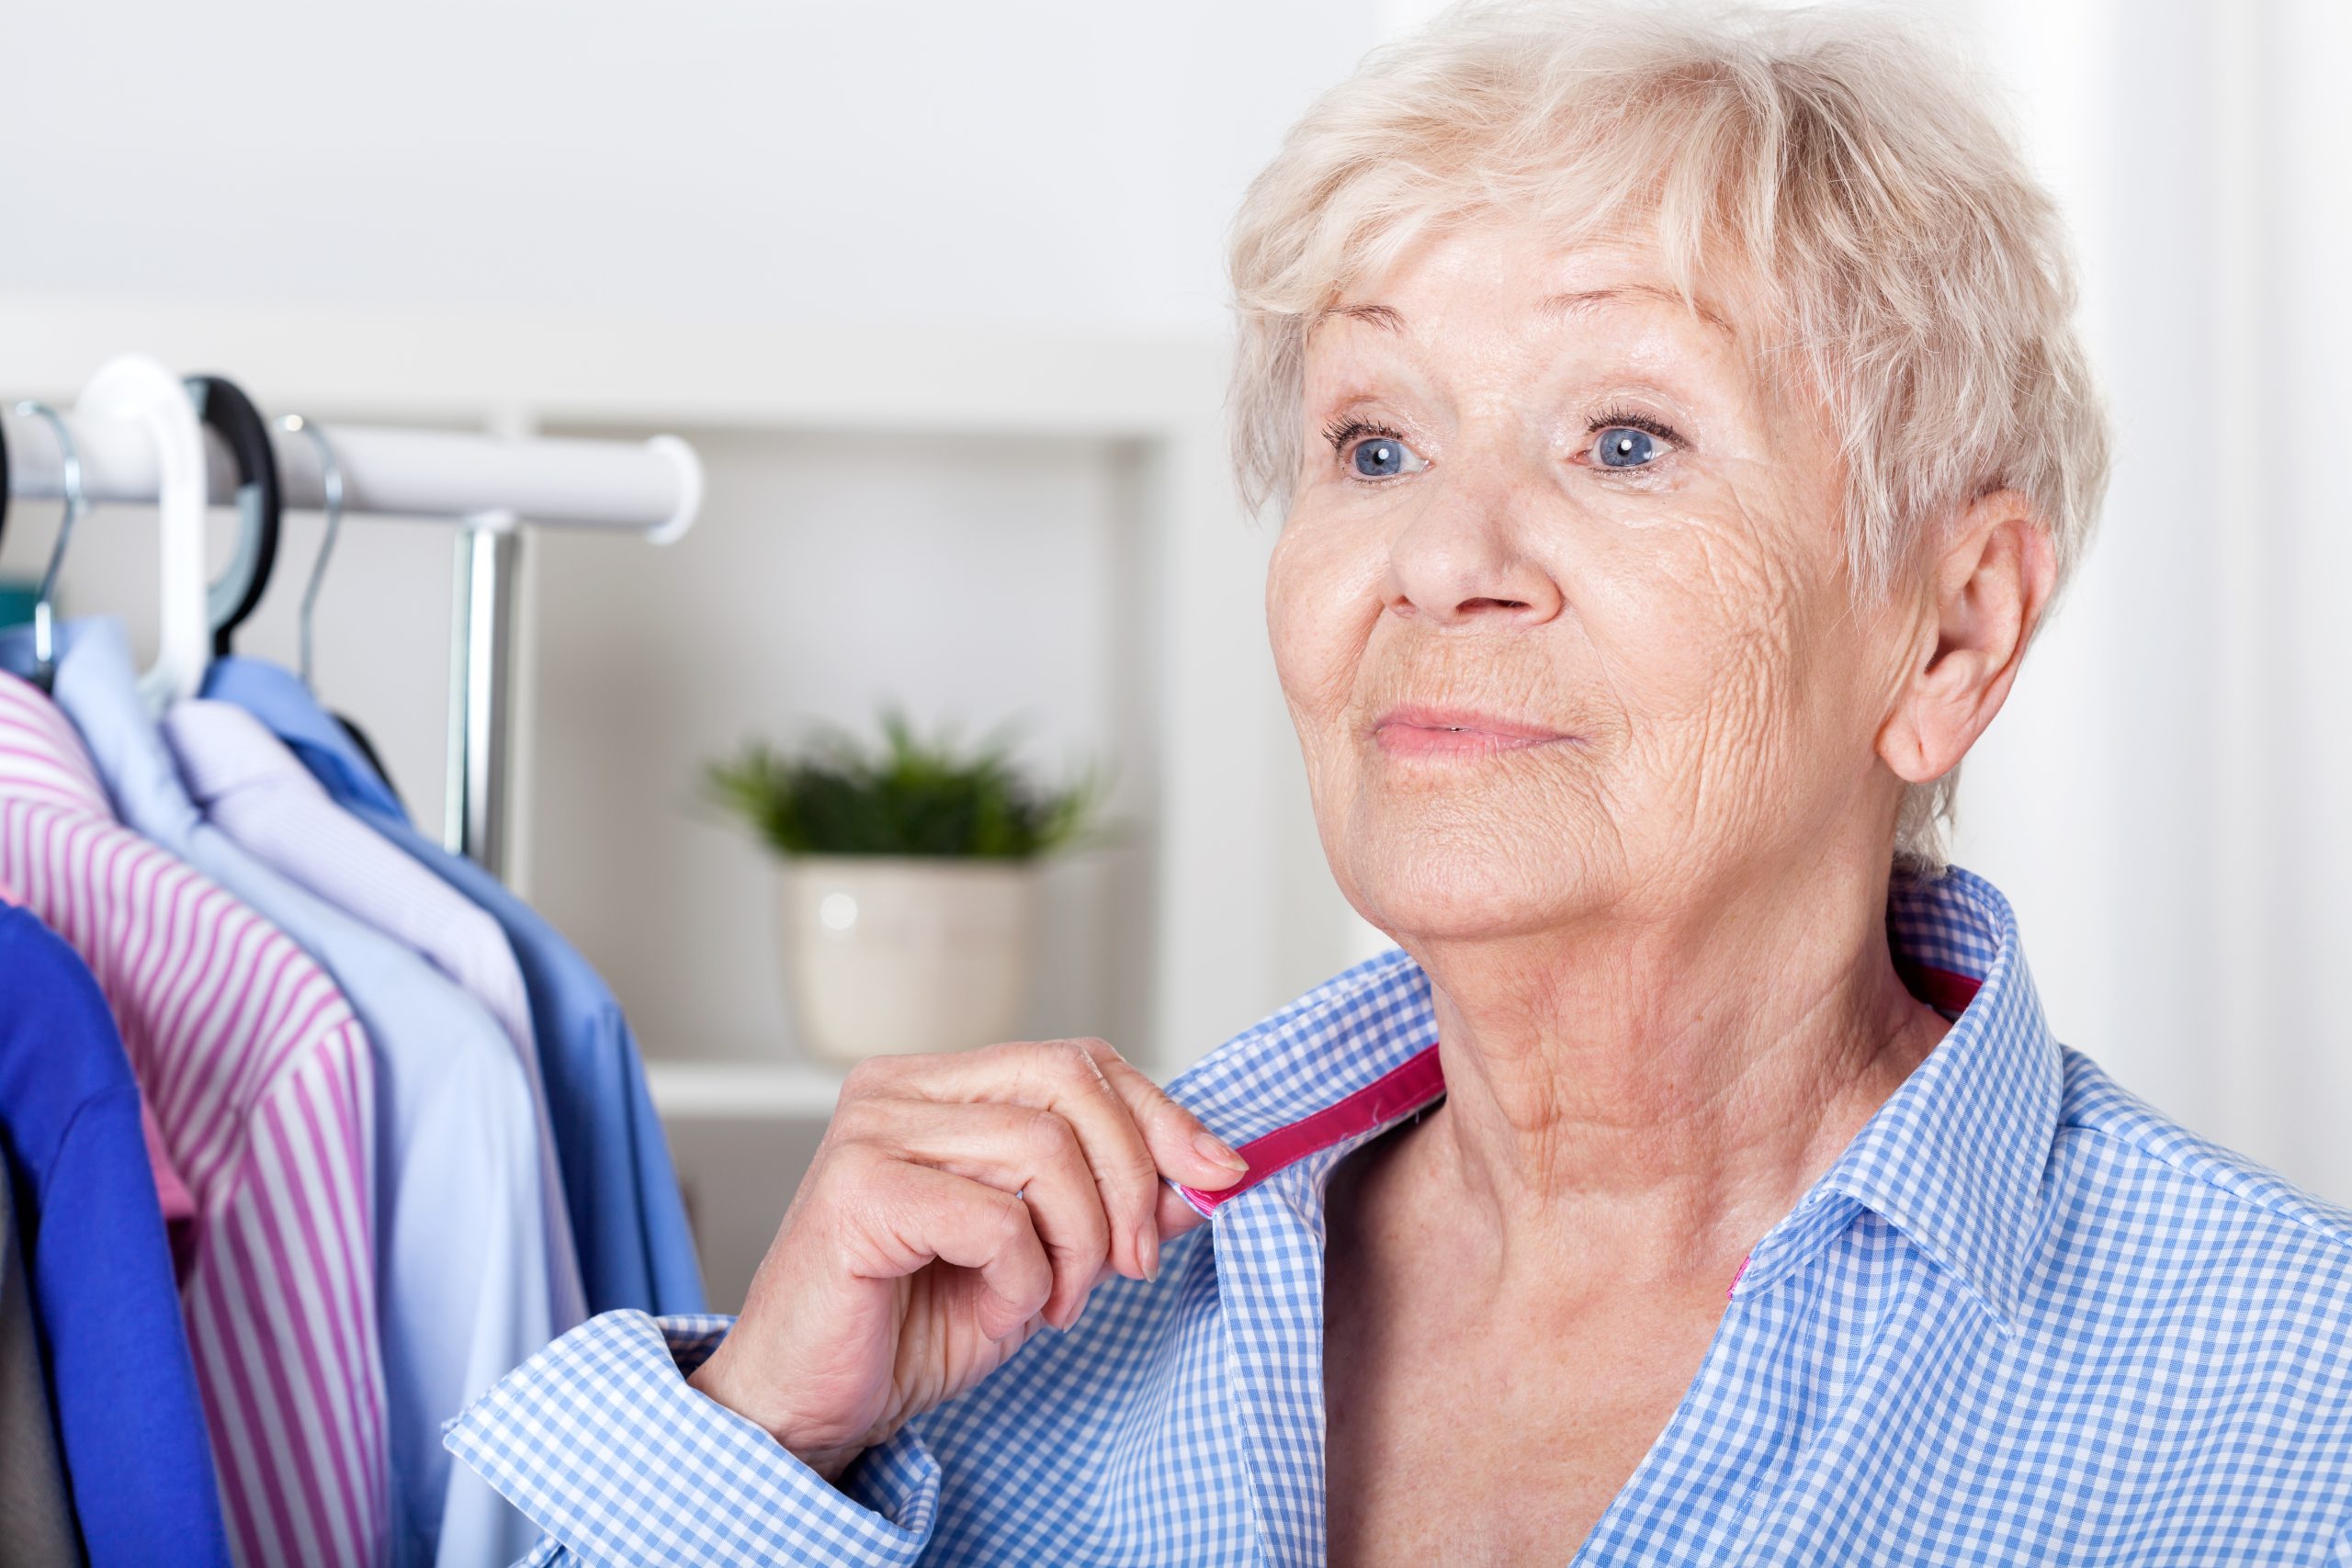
[
  {"left": 863, "top": 1041, "right": 1172, "bottom": 1283},
  {"left": 1087, "top": 1048, "right": 1247, "bottom": 1280},
  {"left": 835, "top": 1097, "right": 1109, "bottom": 1329},
  {"left": 843, "top": 1159, "right": 1052, "bottom": 1342},
  {"left": 1085, "top": 1187, "right": 1226, "bottom": 1293},
  {"left": 1088, "top": 1046, "right": 1250, "bottom": 1192}
]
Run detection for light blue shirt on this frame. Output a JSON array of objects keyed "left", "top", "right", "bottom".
[
  {"left": 447, "top": 867, "right": 2352, "bottom": 1565},
  {"left": 205, "top": 655, "right": 707, "bottom": 1321},
  {"left": 10, "top": 622, "right": 557, "bottom": 1568}
]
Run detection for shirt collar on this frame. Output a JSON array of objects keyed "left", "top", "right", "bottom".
[
  {"left": 1165, "top": 865, "right": 2061, "bottom": 1329},
  {"left": 199, "top": 656, "right": 406, "bottom": 822},
  {"left": 0, "top": 617, "right": 205, "bottom": 849},
  {"left": 161, "top": 698, "right": 316, "bottom": 811},
  {"left": 0, "top": 667, "right": 113, "bottom": 817},
  {"left": 1783, "top": 866, "right": 2063, "bottom": 1329}
]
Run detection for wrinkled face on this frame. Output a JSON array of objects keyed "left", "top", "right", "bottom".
[{"left": 1269, "top": 220, "right": 1911, "bottom": 943}]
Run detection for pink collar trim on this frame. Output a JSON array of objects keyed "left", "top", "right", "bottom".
[{"left": 1175, "top": 1043, "right": 1447, "bottom": 1214}]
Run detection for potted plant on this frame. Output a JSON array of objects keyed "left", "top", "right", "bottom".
[{"left": 707, "top": 711, "right": 1099, "bottom": 1065}]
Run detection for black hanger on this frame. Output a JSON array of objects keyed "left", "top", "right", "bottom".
[
  {"left": 335, "top": 713, "right": 401, "bottom": 807},
  {"left": 0, "top": 409, "right": 12, "bottom": 558},
  {"left": 187, "top": 374, "right": 283, "bottom": 659}
]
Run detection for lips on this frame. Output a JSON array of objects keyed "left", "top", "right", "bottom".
[{"left": 1371, "top": 705, "right": 1577, "bottom": 758}]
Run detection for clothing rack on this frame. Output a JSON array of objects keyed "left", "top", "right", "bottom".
[{"left": 0, "top": 373, "right": 703, "bottom": 879}]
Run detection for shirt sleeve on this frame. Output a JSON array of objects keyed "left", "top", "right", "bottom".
[{"left": 444, "top": 1311, "right": 943, "bottom": 1567}]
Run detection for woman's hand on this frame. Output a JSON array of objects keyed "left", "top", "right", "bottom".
[{"left": 684, "top": 1037, "right": 1251, "bottom": 1482}]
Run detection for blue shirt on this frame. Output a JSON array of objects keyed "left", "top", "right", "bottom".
[
  {"left": 9, "top": 622, "right": 559, "bottom": 1568},
  {"left": 0, "top": 903, "right": 230, "bottom": 1568},
  {"left": 447, "top": 867, "right": 2352, "bottom": 1565},
  {"left": 206, "top": 655, "right": 707, "bottom": 1321}
]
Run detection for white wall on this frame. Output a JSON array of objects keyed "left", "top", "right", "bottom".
[{"left": 0, "top": 0, "right": 1362, "bottom": 337}]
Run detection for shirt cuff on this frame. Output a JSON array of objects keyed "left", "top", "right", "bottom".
[{"left": 444, "top": 1310, "right": 942, "bottom": 1566}]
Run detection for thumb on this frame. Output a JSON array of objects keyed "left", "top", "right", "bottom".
[{"left": 1155, "top": 1183, "right": 1215, "bottom": 1244}]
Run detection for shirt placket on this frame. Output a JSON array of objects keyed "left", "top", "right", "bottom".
[
  {"left": 1567, "top": 1192, "right": 1867, "bottom": 1565},
  {"left": 1210, "top": 1163, "right": 1342, "bottom": 1568}
]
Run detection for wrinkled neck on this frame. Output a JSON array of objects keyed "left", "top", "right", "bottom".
[{"left": 1395, "top": 855, "right": 1948, "bottom": 1285}]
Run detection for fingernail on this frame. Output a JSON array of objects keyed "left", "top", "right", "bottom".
[
  {"left": 1063, "top": 1294, "right": 1087, "bottom": 1332},
  {"left": 1193, "top": 1128, "right": 1249, "bottom": 1173},
  {"left": 1136, "top": 1222, "right": 1159, "bottom": 1283}
]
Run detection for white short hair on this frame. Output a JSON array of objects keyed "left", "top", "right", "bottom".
[{"left": 1227, "top": 0, "right": 2111, "bottom": 873}]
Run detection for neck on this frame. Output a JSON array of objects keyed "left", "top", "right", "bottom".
[{"left": 1396, "top": 848, "right": 1947, "bottom": 1287}]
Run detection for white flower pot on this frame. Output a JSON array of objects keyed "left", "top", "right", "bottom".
[{"left": 775, "top": 855, "right": 1041, "bottom": 1065}]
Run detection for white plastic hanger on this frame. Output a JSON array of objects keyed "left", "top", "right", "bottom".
[{"left": 74, "top": 354, "right": 210, "bottom": 709}]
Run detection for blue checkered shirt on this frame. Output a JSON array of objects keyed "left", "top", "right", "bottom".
[{"left": 447, "top": 868, "right": 2352, "bottom": 1564}]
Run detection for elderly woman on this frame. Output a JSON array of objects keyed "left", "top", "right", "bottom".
[{"left": 449, "top": 4, "right": 2352, "bottom": 1562}]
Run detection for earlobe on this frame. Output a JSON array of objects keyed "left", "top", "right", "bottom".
[{"left": 1876, "top": 491, "right": 2057, "bottom": 787}]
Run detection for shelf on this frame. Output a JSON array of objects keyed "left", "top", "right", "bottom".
[
  {"left": 0, "top": 297, "right": 1227, "bottom": 437},
  {"left": 645, "top": 1059, "right": 848, "bottom": 1122}
]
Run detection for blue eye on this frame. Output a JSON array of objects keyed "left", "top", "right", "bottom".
[
  {"left": 1593, "top": 426, "right": 1664, "bottom": 468},
  {"left": 1351, "top": 434, "right": 1425, "bottom": 479},
  {"left": 1323, "top": 418, "right": 1430, "bottom": 482}
]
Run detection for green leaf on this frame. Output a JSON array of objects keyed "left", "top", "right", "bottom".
[{"left": 703, "top": 708, "right": 1104, "bottom": 860}]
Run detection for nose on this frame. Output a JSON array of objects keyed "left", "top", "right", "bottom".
[{"left": 1382, "top": 485, "right": 1566, "bottom": 628}]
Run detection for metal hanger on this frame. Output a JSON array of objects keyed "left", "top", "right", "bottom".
[
  {"left": 277, "top": 412, "right": 402, "bottom": 803},
  {"left": 10, "top": 401, "right": 87, "bottom": 693},
  {"left": 279, "top": 413, "right": 343, "bottom": 689}
]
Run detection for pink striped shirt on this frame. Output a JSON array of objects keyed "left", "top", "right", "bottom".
[{"left": 0, "top": 672, "right": 390, "bottom": 1568}]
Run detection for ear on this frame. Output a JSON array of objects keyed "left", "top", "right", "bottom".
[{"left": 1877, "top": 489, "right": 2059, "bottom": 787}]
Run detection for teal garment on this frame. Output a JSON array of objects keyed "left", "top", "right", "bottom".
[{"left": 205, "top": 655, "right": 707, "bottom": 1318}]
